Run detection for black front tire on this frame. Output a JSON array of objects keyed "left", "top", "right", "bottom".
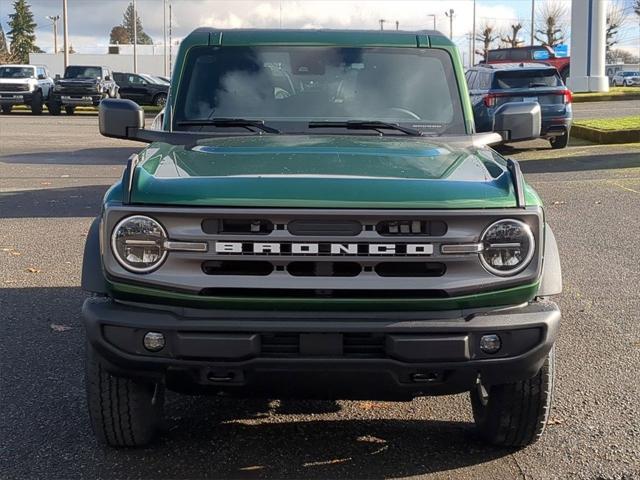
[
  {"left": 1, "top": 104, "right": 12, "bottom": 114},
  {"left": 31, "top": 90, "right": 44, "bottom": 114},
  {"left": 550, "top": 131, "right": 570, "bottom": 149},
  {"left": 471, "top": 347, "right": 555, "bottom": 448},
  {"left": 48, "top": 101, "right": 61, "bottom": 115},
  {"left": 65, "top": 106, "right": 76, "bottom": 115},
  {"left": 85, "top": 343, "right": 165, "bottom": 447}
]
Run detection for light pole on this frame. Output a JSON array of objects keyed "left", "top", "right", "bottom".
[
  {"left": 163, "top": 0, "right": 167, "bottom": 76},
  {"left": 62, "top": 0, "right": 68, "bottom": 68},
  {"left": 530, "top": 0, "right": 535, "bottom": 45},
  {"left": 133, "top": 0, "right": 138, "bottom": 73},
  {"left": 471, "top": 0, "right": 476, "bottom": 67},
  {"left": 379, "top": 19, "right": 386, "bottom": 31},
  {"left": 169, "top": 2, "right": 173, "bottom": 76},
  {"left": 46, "top": 15, "right": 60, "bottom": 54},
  {"left": 445, "top": 9, "right": 454, "bottom": 40},
  {"left": 428, "top": 14, "right": 436, "bottom": 30}
]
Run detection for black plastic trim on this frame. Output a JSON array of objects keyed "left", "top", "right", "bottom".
[
  {"left": 81, "top": 217, "right": 108, "bottom": 294},
  {"left": 538, "top": 224, "right": 562, "bottom": 296}
]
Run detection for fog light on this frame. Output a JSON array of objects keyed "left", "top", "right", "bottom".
[
  {"left": 480, "top": 334, "right": 501, "bottom": 354},
  {"left": 143, "top": 332, "right": 165, "bottom": 352}
]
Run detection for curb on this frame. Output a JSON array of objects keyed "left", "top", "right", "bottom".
[
  {"left": 572, "top": 125, "right": 640, "bottom": 144},
  {"left": 573, "top": 94, "right": 640, "bottom": 103}
]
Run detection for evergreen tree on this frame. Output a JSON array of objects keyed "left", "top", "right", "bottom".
[
  {"left": 0, "top": 23, "right": 11, "bottom": 63},
  {"left": 122, "top": 2, "right": 153, "bottom": 45},
  {"left": 7, "top": 0, "right": 43, "bottom": 63}
]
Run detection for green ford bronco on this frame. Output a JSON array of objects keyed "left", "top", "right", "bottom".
[{"left": 83, "top": 29, "right": 561, "bottom": 447}]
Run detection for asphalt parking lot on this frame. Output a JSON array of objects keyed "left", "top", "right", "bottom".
[
  {"left": 572, "top": 99, "right": 640, "bottom": 120},
  {"left": 1, "top": 113, "right": 639, "bottom": 480}
]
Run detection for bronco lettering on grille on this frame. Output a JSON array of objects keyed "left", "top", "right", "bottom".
[{"left": 214, "top": 242, "right": 434, "bottom": 256}]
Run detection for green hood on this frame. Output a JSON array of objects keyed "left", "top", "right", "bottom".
[{"left": 126, "top": 135, "right": 538, "bottom": 208}]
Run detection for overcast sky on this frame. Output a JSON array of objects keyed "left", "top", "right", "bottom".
[{"left": 1, "top": 0, "right": 639, "bottom": 58}]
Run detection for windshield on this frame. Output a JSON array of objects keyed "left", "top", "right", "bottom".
[
  {"left": 64, "top": 66, "right": 102, "bottom": 79},
  {"left": 173, "top": 46, "right": 465, "bottom": 135},
  {"left": 0, "top": 66, "right": 35, "bottom": 79},
  {"left": 493, "top": 69, "right": 562, "bottom": 89}
]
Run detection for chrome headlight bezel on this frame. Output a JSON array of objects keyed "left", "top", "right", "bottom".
[
  {"left": 479, "top": 219, "right": 535, "bottom": 277},
  {"left": 111, "top": 215, "right": 168, "bottom": 273}
]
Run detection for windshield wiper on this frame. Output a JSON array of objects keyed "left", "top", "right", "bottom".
[
  {"left": 176, "top": 118, "right": 280, "bottom": 134},
  {"left": 308, "top": 120, "right": 423, "bottom": 136}
]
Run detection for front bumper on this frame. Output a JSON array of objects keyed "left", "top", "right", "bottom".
[
  {"left": 50, "top": 92, "right": 105, "bottom": 106},
  {"left": 0, "top": 92, "right": 33, "bottom": 105},
  {"left": 83, "top": 297, "right": 560, "bottom": 399}
]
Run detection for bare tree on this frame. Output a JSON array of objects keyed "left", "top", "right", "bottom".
[
  {"left": 606, "top": 48, "right": 640, "bottom": 64},
  {"left": 535, "top": 0, "right": 568, "bottom": 47},
  {"left": 475, "top": 22, "right": 500, "bottom": 62},
  {"left": 606, "top": 1, "right": 626, "bottom": 51},
  {"left": 501, "top": 23, "right": 524, "bottom": 48},
  {"left": 635, "top": 0, "right": 640, "bottom": 17}
]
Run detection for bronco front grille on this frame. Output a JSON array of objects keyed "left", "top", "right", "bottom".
[
  {"left": 0, "top": 83, "right": 28, "bottom": 92},
  {"left": 103, "top": 207, "right": 543, "bottom": 298}
]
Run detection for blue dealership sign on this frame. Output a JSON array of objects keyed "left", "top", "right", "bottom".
[{"left": 554, "top": 44, "right": 569, "bottom": 57}]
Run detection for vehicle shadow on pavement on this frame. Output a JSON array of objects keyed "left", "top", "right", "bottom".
[
  {"left": 518, "top": 151, "right": 640, "bottom": 174},
  {"left": 0, "top": 147, "right": 140, "bottom": 165},
  {"left": 130, "top": 395, "right": 513, "bottom": 479},
  {"left": 0, "top": 184, "right": 109, "bottom": 218}
]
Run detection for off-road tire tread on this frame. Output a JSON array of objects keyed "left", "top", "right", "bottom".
[
  {"left": 31, "top": 90, "right": 43, "bottom": 114},
  {"left": 86, "top": 344, "right": 163, "bottom": 447},
  {"left": 471, "top": 347, "right": 554, "bottom": 447},
  {"left": 48, "top": 102, "right": 61, "bottom": 115}
]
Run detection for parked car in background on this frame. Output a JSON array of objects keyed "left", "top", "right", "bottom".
[
  {"left": 0, "top": 64, "right": 54, "bottom": 114},
  {"left": 113, "top": 72, "right": 169, "bottom": 106},
  {"left": 49, "top": 65, "right": 119, "bottom": 115},
  {"left": 466, "top": 63, "right": 572, "bottom": 149},
  {"left": 611, "top": 71, "right": 640, "bottom": 87},
  {"left": 485, "top": 46, "right": 570, "bottom": 82}
]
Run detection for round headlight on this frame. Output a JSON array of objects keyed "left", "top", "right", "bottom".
[
  {"left": 480, "top": 219, "right": 535, "bottom": 276},
  {"left": 111, "top": 215, "right": 168, "bottom": 273},
  {"left": 54, "top": 84, "right": 62, "bottom": 92}
]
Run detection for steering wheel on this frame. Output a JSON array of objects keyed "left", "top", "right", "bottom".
[{"left": 380, "top": 107, "right": 421, "bottom": 120}]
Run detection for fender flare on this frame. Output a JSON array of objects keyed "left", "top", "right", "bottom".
[
  {"left": 81, "top": 216, "right": 108, "bottom": 294},
  {"left": 538, "top": 224, "right": 562, "bottom": 296}
]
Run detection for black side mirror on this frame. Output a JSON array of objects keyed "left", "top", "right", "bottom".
[
  {"left": 99, "top": 99, "right": 144, "bottom": 139},
  {"left": 55, "top": 74, "right": 61, "bottom": 81},
  {"left": 104, "top": 75, "right": 111, "bottom": 81},
  {"left": 493, "top": 102, "right": 541, "bottom": 142},
  {"left": 38, "top": 74, "right": 46, "bottom": 80}
]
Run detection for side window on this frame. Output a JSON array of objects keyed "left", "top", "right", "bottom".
[
  {"left": 130, "top": 75, "right": 146, "bottom": 85},
  {"left": 467, "top": 70, "right": 477, "bottom": 89},
  {"left": 479, "top": 72, "right": 492, "bottom": 90},
  {"left": 36, "top": 67, "right": 44, "bottom": 78},
  {"left": 103, "top": 69, "right": 110, "bottom": 79}
]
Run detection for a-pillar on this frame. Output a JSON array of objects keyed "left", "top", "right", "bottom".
[{"left": 567, "top": 0, "right": 609, "bottom": 92}]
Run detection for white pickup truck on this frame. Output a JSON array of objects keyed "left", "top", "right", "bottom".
[{"left": 0, "top": 64, "right": 54, "bottom": 114}]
